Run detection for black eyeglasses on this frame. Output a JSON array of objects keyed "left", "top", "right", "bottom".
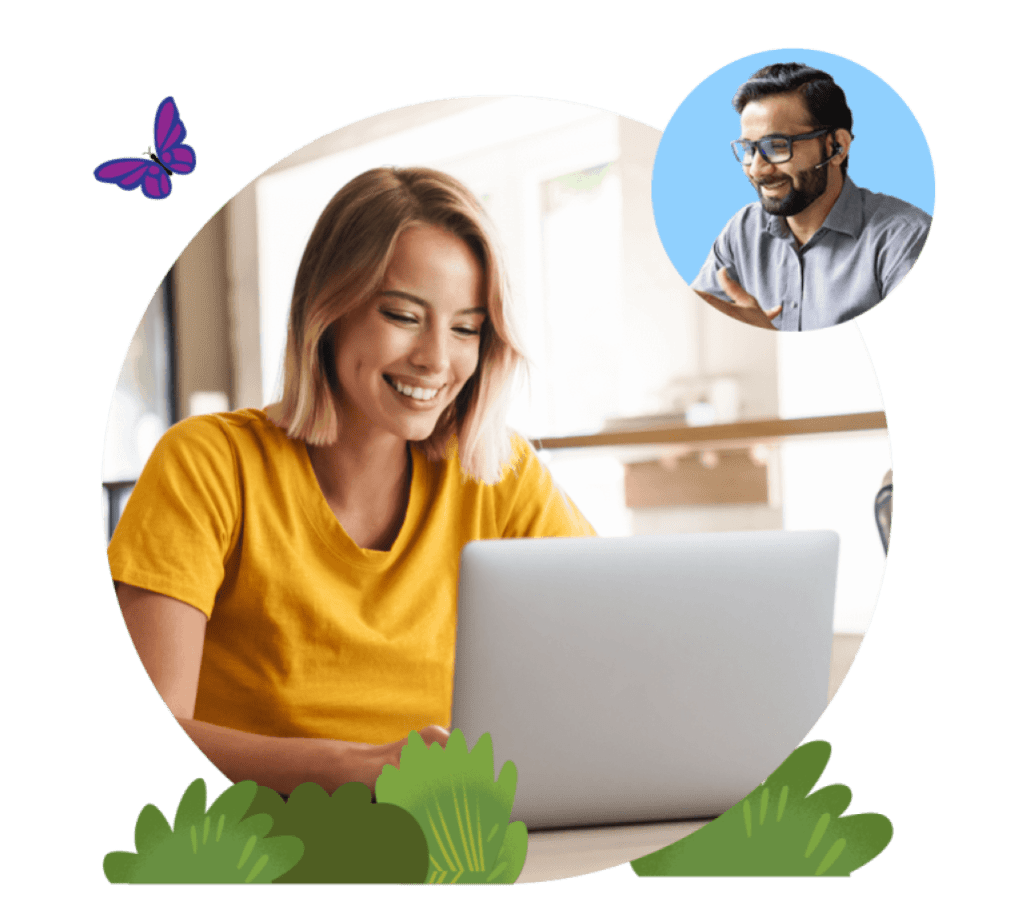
[{"left": 731, "top": 128, "right": 831, "bottom": 165}]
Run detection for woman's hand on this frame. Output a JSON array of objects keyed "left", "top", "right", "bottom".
[
  {"left": 363, "top": 724, "right": 450, "bottom": 788},
  {"left": 414, "top": 724, "right": 451, "bottom": 749}
]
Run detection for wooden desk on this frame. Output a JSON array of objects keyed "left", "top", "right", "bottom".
[
  {"left": 517, "top": 632, "right": 864, "bottom": 883},
  {"left": 520, "top": 818, "right": 710, "bottom": 883}
]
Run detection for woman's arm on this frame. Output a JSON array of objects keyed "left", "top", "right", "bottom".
[{"left": 117, "top": 583, "right": 448, "bottom": 793}]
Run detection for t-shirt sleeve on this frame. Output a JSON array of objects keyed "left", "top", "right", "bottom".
[
  {"left": 494, "top": 435, "right": 597, "bottom": 539},
  {"left": 877, "top": 208, "right": 931, "bottom": 298},
  {"left": 107, "top": 416, "right": 242, "bottom": 618}
]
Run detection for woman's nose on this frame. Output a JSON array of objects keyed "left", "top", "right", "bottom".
[{"left": 410, "top": 326, "right": 449, "bottom": 373}]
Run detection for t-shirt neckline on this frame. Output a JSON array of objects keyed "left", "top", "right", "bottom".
[{"left": 261, "top": 409, "right": 424, "bottom": 565}]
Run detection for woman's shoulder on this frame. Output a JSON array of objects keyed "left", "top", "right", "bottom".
[
  {"left": 127, "top": 408, "right": 303, "bottom": 529},
  {"left": 158, "top": 408, "right": 290, "bottom": 455},
  {"left": 140, "top": 409, "right": 307, "bottom": 497}
]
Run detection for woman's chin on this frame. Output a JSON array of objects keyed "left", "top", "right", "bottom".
[{"left": 395, "top": 414, "right": 443, "bottom": 443}]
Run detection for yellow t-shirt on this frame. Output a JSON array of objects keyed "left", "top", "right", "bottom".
[{"left": 108, "top": 409, "right": 594, "bottom": 744}]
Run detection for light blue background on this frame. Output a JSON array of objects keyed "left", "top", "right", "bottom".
[{"left": 653, "top": 49, "right": 935, "bottom": 284}]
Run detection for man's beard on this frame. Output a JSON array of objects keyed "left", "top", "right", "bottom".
[{"left": 751, "top": 161, "right": 828, "bottom": 217}]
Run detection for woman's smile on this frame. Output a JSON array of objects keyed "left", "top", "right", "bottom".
[{"left": 383, "top": 374, "right": 444, "bottom": 403}]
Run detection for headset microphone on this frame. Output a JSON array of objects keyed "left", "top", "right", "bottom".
[{"left": 814, "top": 144, "right": 843, "bottom": 170}]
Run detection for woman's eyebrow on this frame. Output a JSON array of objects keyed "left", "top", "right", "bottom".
[{"left": 380, "top": 289, "right": 487, "bottom": 315}]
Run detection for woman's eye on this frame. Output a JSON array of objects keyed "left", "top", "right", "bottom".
[
  {"left": 382, "top": 310, "right": 417, "bottom": 325},
  {"left": 453, "top": 325, "right": 482, "bottom": 337}
]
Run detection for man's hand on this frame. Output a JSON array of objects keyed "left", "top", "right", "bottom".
[{"left": 693, "top": 267, "right": 781, "bottom": 330}]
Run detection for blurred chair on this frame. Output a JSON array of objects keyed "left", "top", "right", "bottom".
[{"left": 874, "top": 469, "right": 892, "bottom": 555}]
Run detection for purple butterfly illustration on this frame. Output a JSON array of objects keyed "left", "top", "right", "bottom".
[{"left": 94, "top": 96, "right": 196, "bottom": 199}]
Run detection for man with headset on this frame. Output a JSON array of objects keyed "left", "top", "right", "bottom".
[{"left": 691, "top": 63, "right": 931, "bottom": 331}]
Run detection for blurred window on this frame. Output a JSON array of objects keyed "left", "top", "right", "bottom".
[{"left": 101, "top": 273, "right": 176, "bottom": 540}]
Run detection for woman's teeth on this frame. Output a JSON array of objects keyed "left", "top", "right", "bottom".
[{"left": 387, "top": 377, "right": 440, "bottom": 401}]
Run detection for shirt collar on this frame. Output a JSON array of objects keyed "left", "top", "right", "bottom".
[
  {"left": 763, "top": 176, "right": 863, "bottom": 240},
  {"left": 820, "top": 176, "right": 863, "bottom": 238}
]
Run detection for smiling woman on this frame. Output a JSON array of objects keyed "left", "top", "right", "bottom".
[{"left": 108, "top": 166, "right": 595, "bottom": 796}]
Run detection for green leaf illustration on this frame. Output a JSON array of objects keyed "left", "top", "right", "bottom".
[
  {"left": 631, "top": 741, "right": 892, "bottom": 876},
  {"left": 375, "top": 729, "right": 527, "bottom": 883},
  {"left": 241, "top": 781, "right": 429, "bottom": 883},
  {"left": 103, "top": 779, "right": 304, "bottom": 883}
]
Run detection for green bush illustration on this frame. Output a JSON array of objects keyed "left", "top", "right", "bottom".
[
  {"left": 240, "top": 781, "right": 429, "bottom": 883},
  {"left": 103, "top": 779, "right": 304, "bottom": 883},
  {"left": 631, "top": 741, "right": 892, "bottom": 876},
  {"left": 375, "top": 729, "right": 528, "bottom": 883}
]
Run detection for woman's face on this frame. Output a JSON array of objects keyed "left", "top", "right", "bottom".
[{"left": 332, "top": 223, "right": 487, "bottom": 444}]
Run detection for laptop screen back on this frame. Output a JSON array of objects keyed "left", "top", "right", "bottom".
[{"left": 451, "top": 530, "right": 839, "bottom": 829}]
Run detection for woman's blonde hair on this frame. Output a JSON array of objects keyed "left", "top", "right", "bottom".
[{"left": 267, "top": 166, "right": 525, "bottom": 484}]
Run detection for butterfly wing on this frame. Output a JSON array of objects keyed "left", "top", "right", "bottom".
[
  {"left": 94, "top": 158, "right": 172, "bottom": 199},
  {"left": 153, "top": 96, "right": 196, "bottom": 175}
]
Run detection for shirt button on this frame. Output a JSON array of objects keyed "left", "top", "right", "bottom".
[{"left": 790, "top": 302, "right": 798, "bottom": 309}]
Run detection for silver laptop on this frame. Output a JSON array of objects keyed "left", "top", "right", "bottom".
[{"left": 451, "top": 530, "right": 839, "bottom": 830}]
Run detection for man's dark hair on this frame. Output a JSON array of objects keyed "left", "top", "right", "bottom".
[{"left": 733, "top": 63, "right": 853, "bottom": 177}]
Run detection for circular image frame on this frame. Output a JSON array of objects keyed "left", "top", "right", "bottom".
[{"left": 652, "top": 48, "right": 935, "bottom": 286}]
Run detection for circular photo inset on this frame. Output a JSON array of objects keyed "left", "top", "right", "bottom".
[{"left": 653, "top": 49, "right": 934, "bottom": 332}]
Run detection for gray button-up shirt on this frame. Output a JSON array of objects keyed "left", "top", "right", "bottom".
[{"left": 691, "top": 177, "right": 932, "bottom": 331}]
